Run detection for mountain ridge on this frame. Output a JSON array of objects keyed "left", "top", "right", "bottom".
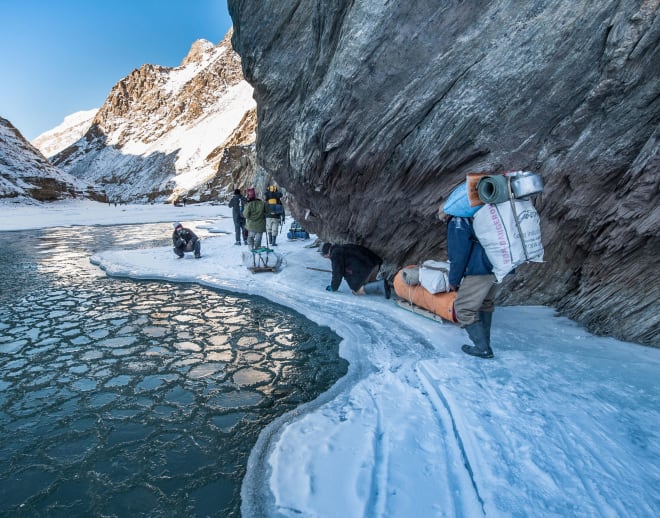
[
  {"left": 45, "top": 29, "right": 256, "bottom": 203},
  {"left": 0, "top": 116, "right": 98, "bottom": 203}
]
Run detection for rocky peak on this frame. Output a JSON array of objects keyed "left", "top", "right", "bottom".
[
  {"left": 50, "top": 28, "right": 255, "bottom": 204},
  {"left": 182, "top": 39, "right": 216, "bottom": 66},
  {"left": 90, "top": 29, "right": 245, "bottom": 145}
]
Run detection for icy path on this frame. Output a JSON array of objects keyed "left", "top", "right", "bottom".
[{"left": 88, "top": 208, "right": 660, "bottom": 518}]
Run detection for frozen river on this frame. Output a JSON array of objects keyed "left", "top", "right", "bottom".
[{"left": 0, "top": 222, "right": 347, "bottom": 516}]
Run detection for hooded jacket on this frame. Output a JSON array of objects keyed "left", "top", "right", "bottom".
[
  {"left": 172, "top": 227, "right": 198, "bottom": 249},
  {"left": 243, "top": 198, "right": 267, "bottom": 232}
]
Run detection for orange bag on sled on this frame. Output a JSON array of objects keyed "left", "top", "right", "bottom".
[{"left": 393, "top": 266, "right": 458, "bottom": 323}]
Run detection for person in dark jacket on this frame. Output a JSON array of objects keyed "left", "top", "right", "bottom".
[
  {"left": 228, "top": 189, "right": 247, "bottom": 245},
  {"left": 321, "top": 243, "right": 390, "bottom": 298},
  {"left": 264, "top": 185, "right": 285, "bottom": 246},
  {"left": 172, "top": 222, "right": 201, "bottom": 259},
  {"left": 446, "top": 215, "right": 497, "bottom": 358}
]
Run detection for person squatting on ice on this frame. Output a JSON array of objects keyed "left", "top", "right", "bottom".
[
  {"left": 228, "top": 189, "right": 248, "bottom": 245},
  {"left": 321, "top": 242, "right": 391, "bottom": 299},
  {"left": 172, "top": 222, "right": 201, "bottom": 259},
  {"left": 243, "top": 187, "right": 266, "bottom": 249},
  {"left": 264, "top": 185, "right": 286, "bottom": 246},
  {"left": 445, "top": 214, "right": 497, "bottom": 358}
]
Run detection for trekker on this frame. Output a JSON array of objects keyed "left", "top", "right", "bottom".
[
  {"left": 172, "top": 222, "right": 201, "bottom": 259},
  {"left": 442, "top": 203, "right": 497, "bottom": 359},
  {"left": 264, "top": 185, "right": 285, "bottom": 246},
  {"left": 321, "top": 242, "right": 390, "bottom": 298},
  {"left": 228, "top": 189, "right": 247, "bottom": 245},
  {"left": 243, "top": 187, "right": 266, "bottom": 249}
]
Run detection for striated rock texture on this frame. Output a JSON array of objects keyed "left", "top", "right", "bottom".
[
  {"left": 51, "top": 30, "right": 256, "bottom": 203},
  {"left": 228, "top": 1, "right": 659, "bottom": 345}
]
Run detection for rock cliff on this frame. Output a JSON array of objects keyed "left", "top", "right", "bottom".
[{"left": 228, "top": 1, "right": 659, "bottom": 345}]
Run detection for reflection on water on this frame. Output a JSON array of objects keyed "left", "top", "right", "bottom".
[{"left": 0, "top": 222, "right": 346, "bottom": 516}]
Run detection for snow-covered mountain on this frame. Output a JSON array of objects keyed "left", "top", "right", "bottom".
[
  {"left": 0, "top": 116, "right": 98, "bottom": 203},
  {"left": 32, "top": 109, "right": 98, "bottom": 158},
  {"left": 50, "top": 29, "right": 256, "bottom": 203}
]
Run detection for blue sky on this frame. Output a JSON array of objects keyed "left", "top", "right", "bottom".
[{"left": 0, "top": 1, "right": 232, "bottom": 141}]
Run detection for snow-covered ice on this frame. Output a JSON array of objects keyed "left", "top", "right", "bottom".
[{"left": 3, "top": 200, "right": 659, "bottom": 517}]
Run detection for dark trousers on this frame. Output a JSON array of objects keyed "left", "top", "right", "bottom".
[
  {"left": 174, "top": 240, "right": 201, "bottom": 257},
  {"left": 234, "top": 219, "right": 245, "bottom": 243}
]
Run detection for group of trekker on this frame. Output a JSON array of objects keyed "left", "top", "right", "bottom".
[
  {"left": 318, "top": 179, "right": 508, "bottom": 361},
  {"left": 174, "top": 179, "right": 514, "bottom": 361},
  {"left": 171, "top": 185, "right": 285, "bottom": 260},
  {"left": 229, "top": 185, "right": 286, "bottom": 249},
  {"left": 318, "top": 227, "right": 496, "bottom": 360}
]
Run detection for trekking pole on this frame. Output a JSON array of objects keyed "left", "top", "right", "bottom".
[
  {"left": 507, "top": 176, "right": 530, "bottom": 261},
  {"left": 306, "top": 267, "right": 332, "bottom": 273}
]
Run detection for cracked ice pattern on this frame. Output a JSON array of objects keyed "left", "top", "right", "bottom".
[{"left": 0, "top": 223, "right": 346, "bottom": 516}]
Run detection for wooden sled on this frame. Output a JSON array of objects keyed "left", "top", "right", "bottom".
[
  {"left": 394, "top": 299, "right": 447, "bottom": 323},
  {"left": 243, "top": 248, "right": 282, "bottom": 273},
  {"left": 393, "top": 266, "right": 458, "bottom": 324}
]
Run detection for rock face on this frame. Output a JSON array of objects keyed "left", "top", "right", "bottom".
[
  {"left": 0, "top": 117, "right": 98, "bottom": 202},
  {"left": 228, "top": 1, "right": 659, "bottom": 345},
  {"left": 51, "top": 30, "right": 256, "bottom": 203}
]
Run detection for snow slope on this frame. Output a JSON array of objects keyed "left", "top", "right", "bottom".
[
  {"left": 3, "top": 201, "right": 658, "bottom": 517},
  {"left": 52, "top": 34, "right": 256, "bottom": 203},
  {"left": 31, "top": 109, "right": 98, "bottom": 158}
]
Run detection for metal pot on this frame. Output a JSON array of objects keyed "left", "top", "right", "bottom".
[{"left": 510, "top": 172, "right": 544, "bottom": 198}]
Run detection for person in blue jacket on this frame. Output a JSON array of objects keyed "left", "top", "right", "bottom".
[{"left": 442, "top": 182, "right": 497, "bottom": 358}]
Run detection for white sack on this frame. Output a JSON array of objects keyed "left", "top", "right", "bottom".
[
  {"left": 473, "top": 200, "right": 543, "bottom": 282},
  {"left": 242, "top": 250, "right": 283, "bottom": 270},
  {"left": 419, "top": 260, "right": 450, "bottom": 294}
]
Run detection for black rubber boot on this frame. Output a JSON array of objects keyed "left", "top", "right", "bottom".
[
  {"left": 461, "top": 321, "right": 494, "bottom": 359},
  {"left": 479, "top": 311, "right": 493, "bottom": 347}
]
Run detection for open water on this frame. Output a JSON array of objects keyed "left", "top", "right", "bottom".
[{"left": 0, "top": 221, "right": 347, "bottom": 517}]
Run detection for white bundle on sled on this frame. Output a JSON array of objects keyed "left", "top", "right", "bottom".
[
  {"left": 419, "top": 260, "right": 451, "bottom": 294},
  {"left": 473, "top": 199, "right": 543, "bottom": 282},
  {"left": 242, "top": 249, "right": 283, "bottom": 272}
]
